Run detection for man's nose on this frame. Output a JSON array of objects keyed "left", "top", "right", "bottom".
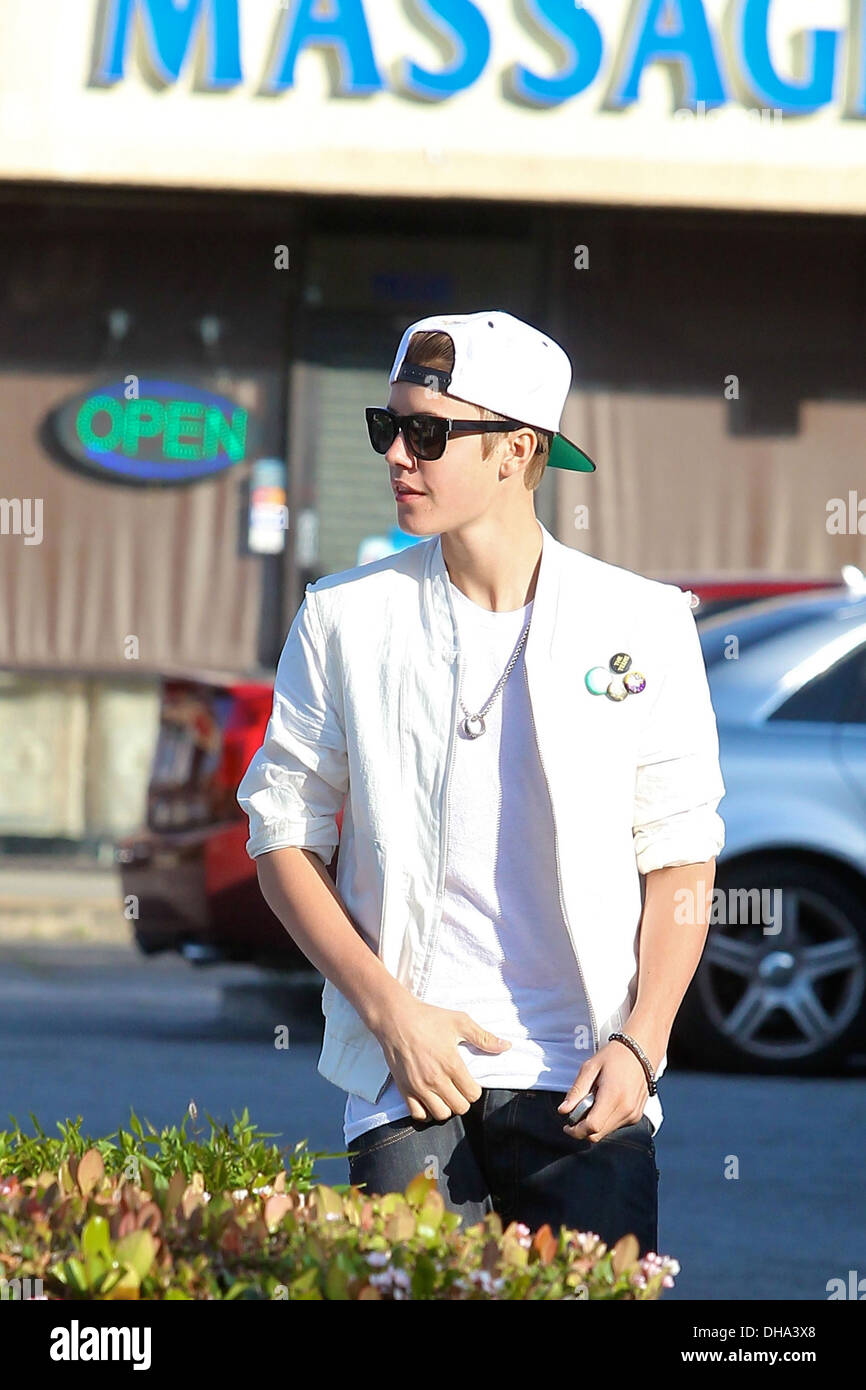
[{"left": 385, "top": 429, "right": 416, "bottom": 468}]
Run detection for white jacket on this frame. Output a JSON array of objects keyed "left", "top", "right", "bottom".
[{"left": 237, "top": 521, "right": 726, "bottom": 1130}]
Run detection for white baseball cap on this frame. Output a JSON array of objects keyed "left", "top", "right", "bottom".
[{"left": 388, "top": 309, "right": 596, "bottom": 473}]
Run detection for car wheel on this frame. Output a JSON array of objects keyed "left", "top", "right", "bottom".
[{"left": 674, "top": 857, "right": 866, "bottom": 1073}]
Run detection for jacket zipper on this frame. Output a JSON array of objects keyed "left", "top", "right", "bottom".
[
  {"left": 523, "top": 657, "right": 599, "bottom": 1054},
  {"left": 415, "top": 643, "right": 460, "bottom": 1000}
]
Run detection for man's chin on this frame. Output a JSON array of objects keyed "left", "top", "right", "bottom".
[{"left": 396, "top": 511, "right": 437, "bottom": 536}]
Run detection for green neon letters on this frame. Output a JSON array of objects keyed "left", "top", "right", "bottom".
[{"left": 76, "top": 395, "right": 246, "bottom": 463}]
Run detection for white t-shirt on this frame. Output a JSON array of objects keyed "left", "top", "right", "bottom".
[{"left": 343, "top": 577, "right": 596, "bottom": 1145}]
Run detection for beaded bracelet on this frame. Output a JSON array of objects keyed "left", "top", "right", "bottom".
[{"left": 609, "top": 1031, "right": 658, "bottom": 1095}]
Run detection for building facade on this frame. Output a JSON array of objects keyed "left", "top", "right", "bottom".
[{"left": 1, "top": 0, "right": 865, "bottom": 845}]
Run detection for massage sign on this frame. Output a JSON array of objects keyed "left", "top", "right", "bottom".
[
  {"left": 94, "top": 1, "right": 866, "bottom": 117},
  {"left": 50, "top": 380, "right": 251, "bottom": 486}
]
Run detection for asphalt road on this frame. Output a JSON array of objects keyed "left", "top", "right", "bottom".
[{"left": 1, "top": 941, "right": 863, "bottom": 1302}]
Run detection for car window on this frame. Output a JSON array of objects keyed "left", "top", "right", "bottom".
[
  {"left": 769, "top": 641, "right": 866, "bottom": 724},
  {"left": 843, "top": 644, "right": 866, "bottom": 724},
  {"left": 698, "top": 608, "right": 831, "bottom": 670}
]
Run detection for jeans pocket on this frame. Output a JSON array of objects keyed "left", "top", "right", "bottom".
[
  {"left": 348, "top": 1119, "right": 420, "bottom": 1165},
  {"left": 596, "top": 1116, "right": 655, "bottom": 1154}
]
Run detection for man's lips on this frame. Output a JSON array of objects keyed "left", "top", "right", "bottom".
[{"left": 393, "top": 484, "right": 426, "bottom": 496}]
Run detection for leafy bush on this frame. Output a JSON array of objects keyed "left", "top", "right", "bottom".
[{"left": 0, "top": 1109, "right": 678, "bottom": 1300}]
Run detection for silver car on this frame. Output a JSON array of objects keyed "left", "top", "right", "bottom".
[{"left": 675, "top": 577, "right": 866, "bottom": 1072}]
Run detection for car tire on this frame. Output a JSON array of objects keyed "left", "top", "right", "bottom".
[{"left": 673, "top": 856, "right": 866, "bottom": 1074}]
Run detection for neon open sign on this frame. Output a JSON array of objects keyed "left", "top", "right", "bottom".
[{"left": 52, "top": 380, "right": 249, "bottom": 485}]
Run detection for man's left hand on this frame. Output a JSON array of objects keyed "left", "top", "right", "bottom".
[{"left": 556, "top": 1040, "right": 650, "bottom": 1142}]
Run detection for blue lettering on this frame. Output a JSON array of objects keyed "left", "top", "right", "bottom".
[
  {"left": 92, "top": 0, "right": 241, "bottom": 88},
  {"left": 371, "top": 271, "right": 454, "bottom": 301},
  {"left": 87, "top": 0, "right": 852, "bottom": 118},
  {"left": 506, "top": 0, "right": 603, "bottom": 106},
  {"left": 735, "top": 0, "right": 839, "bottom": 114},
  {"left": 264, "top": 0, "right": 382, "bottom": 96},
  {"left": 397, "top": 0, "right": 490, "bottom": 100},
  {"left": 610, "top": 0, "right": 727, "bottom": 109}
]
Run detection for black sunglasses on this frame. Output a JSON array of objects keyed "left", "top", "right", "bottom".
[{"left": 365, "top": 406, "right": 526, "bottom": 461}]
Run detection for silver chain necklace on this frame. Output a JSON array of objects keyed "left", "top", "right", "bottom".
[{"left": 458, "top": 615, "right": 532, "bottom": 739}]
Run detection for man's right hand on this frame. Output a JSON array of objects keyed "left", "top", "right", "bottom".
[{"left": 372, "top": 993, "right": 512, "bottom": 1122}]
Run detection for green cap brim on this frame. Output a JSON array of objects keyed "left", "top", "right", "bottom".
[{"left": 548, "top": 434, "right": 596, "bottom": 472}]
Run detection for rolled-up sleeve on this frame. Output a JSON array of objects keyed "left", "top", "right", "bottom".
[
  {"left": 237, "top": 585, "right": 348, "bottom": 865},
  {"left": 632, "top": 587, "right": 726, "bottom": 875}
]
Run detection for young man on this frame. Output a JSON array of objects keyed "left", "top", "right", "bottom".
[{"left": 237, "top": 310, "right": 726, "bottom": 1257}]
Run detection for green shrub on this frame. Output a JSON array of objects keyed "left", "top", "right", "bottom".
[{"left": 0, "top": 1109, "right": 678, "bottom": 1300}]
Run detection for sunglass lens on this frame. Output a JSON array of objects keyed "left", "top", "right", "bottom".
[
  {"left": 366, "top": 409, "right": 396, "bottom": 454},
  {"left": 405, "top": 415, "right": 447, "bottom": 459}
]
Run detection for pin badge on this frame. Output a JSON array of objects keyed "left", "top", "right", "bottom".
[
  {"left": 584, "top": 652, "right": 647, "bottom": 700},
  {"left": 584, "top": 665, "right": 610, "bottom": 695}
]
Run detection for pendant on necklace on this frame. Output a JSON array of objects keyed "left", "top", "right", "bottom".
[{"left": 462, "top": 713, "right": 486, "bottom": 739}]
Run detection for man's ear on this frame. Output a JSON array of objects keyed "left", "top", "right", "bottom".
[{"left": 501, "top": 427, "right": 536, "bottom": 476}]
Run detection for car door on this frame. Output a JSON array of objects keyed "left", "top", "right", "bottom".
[{"left": 836, "top": 639, "right": 866, "bottom": 817}]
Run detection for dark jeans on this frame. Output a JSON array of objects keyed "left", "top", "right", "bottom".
[{"left": 346, "top": 1087, "right": 659, "bottom": 1256}]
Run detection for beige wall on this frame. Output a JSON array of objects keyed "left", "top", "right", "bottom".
[
  {"left": 0, "top": 675, "right": 159, "bottom": 838},
  {"left": 1, "top": 0, "right": 865, "bottom": 213},
  {"left": 0, "top": 372, "right": 264, "bottom": 676},
  {"left": 556, "top": 390, "right": 866, "bottom": 579}
]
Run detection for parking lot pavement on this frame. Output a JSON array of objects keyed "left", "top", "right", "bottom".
[{"left": 1, "top": 940, "right": 864, "bottom": 1301}]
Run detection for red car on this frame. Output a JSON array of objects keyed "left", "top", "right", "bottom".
[
  {"left": 120, "top": 574, "right": 839, "bottom": 968},
  {"left": 116, "top": 676, "right": 344, "bottom": 968}
]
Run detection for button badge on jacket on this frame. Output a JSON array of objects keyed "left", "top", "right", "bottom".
[{"left": 584, "top": 652, "right": 647, "bottom": 702}]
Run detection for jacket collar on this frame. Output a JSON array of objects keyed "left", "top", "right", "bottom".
[{"left": 423, "top": 518, "right": 564, "bottom": 664}]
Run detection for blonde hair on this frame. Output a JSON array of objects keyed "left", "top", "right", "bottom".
[{"left": 403, "top": 329, "right": 551, "bottom": 491}]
